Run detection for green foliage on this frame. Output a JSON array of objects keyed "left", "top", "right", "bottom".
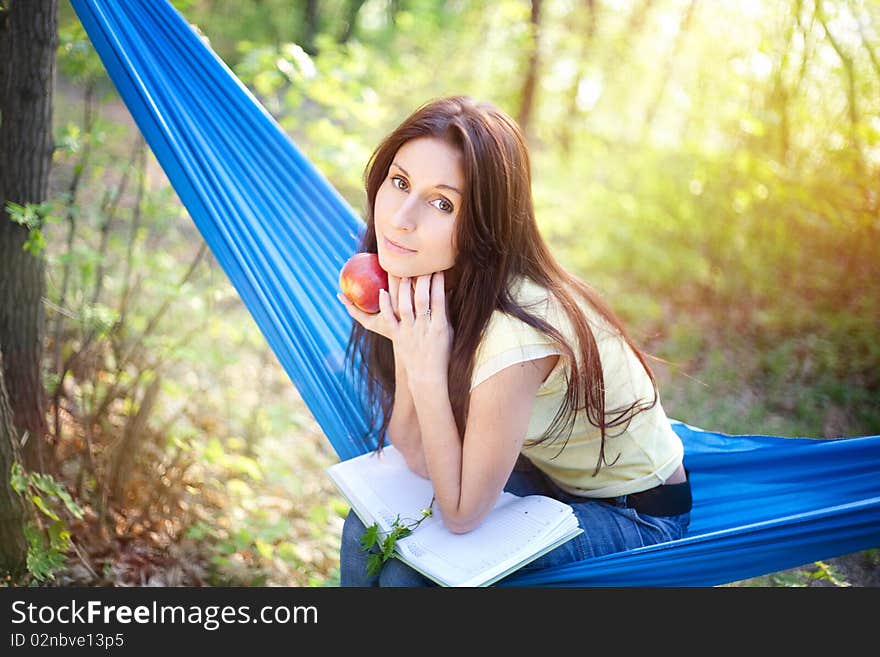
[
  {"left": 5, "top": 201, "right": 58, "bottom": 256},
  {"left": 765, "top": 560, "right": 851, "bottom": 587},
  {"left": 57, "top": 20, "right": 108, "bottom": 85},
  {"left": 11, "top": 464, "right": 84, "bottom": 583},
  {"left": 359, "top": 498, "right": 434, "bottom": 577},
  {"left": 23, "top": 525, "right": 69, "bottom": 584},
  {"left": 184, "top": 433, "right": 343, "bottom": 586}
]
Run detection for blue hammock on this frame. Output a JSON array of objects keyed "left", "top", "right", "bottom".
[{"left": 70, "top": 0, "right": 880, "bottom": 586}]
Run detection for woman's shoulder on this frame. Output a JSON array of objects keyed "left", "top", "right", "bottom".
[
  {"left": 475, "top": 277, "right": 557, "bottom": 355},
  {"left": 508, "top": 274, "right": 617, "bottom": 341},
  {"left": 507, "top": 275, "right": 555, "bottom": 315},
  {"left": 471, "top": 277, "right": 564, "bottom": 391}
]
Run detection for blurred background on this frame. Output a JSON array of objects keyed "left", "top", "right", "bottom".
[{"left": 6, "top": 0, "right": 878, "bottom": 587}]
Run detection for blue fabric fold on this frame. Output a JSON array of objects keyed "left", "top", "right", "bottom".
[{"left": 70, "top": 0, "right": 880, "bottom": 586}]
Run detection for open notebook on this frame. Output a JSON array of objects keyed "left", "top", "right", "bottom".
[{"left": 327, "top": 445, "right": 582, "bottom": 587}]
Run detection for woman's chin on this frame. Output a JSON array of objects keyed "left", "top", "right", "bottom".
[
  {"left": 378, "top": 254, "right": 448, "bottom": 280},
  {"left": 377, "top": 257, "right": 416, "bottom": 279},
  {"left": 378, "top": 259, "right": 405, "bottom": 278},
  {"left": 376, "top": 252, "right": 392, "bottom": 274}
]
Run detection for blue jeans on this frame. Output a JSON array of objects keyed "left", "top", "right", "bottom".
[{"left": 339, "top": 460, "right": 691, "bottom": 587}]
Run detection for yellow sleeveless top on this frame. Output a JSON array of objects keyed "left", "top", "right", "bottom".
[{"left": 470, "top": 276, "right": 684, "bottom": 497}]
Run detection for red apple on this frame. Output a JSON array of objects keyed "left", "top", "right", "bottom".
[{"left": 339, "top": 252, "right": 388, "bottom": 314}]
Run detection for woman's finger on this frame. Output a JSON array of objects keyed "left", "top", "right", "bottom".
[
  {"left": 430, "top": 270, "right": 447, "bottom": 322},
  {"left": 397, "top": 276, "right": 414, "bottom": 322},
  {"left": 378, "top": 288, "right": 397, "bottom": 334},
  {"left": 387, "top": 274, "right": 401, "bottom": 317},
  {"left": 413, "top": 274, "right": 432, "bottom": 319}
]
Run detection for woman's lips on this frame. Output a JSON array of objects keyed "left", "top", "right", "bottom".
[{"left": 384, "top": 236, "right": 417, "bottom": 254}]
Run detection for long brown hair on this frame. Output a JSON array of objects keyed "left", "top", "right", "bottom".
[{"left": 344, "top": 95, "right": 657, "bottom": 474}]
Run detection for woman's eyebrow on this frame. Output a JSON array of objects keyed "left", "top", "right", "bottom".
[{"left": 391, "top": 161, "right": 462, "bottom": 196}]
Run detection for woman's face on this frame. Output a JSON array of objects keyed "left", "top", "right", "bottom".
[{"left": 374, "top": 136, "right": 463, "bottom": 279}]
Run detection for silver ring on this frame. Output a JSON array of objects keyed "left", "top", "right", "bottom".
[{"left": 423, "top": 308, "right": 431, "bottom": 318}]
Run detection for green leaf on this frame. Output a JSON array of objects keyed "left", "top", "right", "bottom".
[
  {"left": 30, "top": 472, "right": 84, "bottom": 519},
  {"left": 47, "top": 521, "right": 72, "bottom": 551},
  {"left": 23, "top": 228, "right": 47, "bottom": 256},
  {"left": 5, "top": 201, "right": 29, "bottom": 225},
  {"left": 23, "top": 523, "right": 65, "bottom": 582},
  {"left": 381, "top": 534, "right": 396, "bottom": 560},
  {"left": 359, "top": 523, "right": 380, "bottom": 552},
  {"left": 32, "top": 495, "right": 60, "bottom": 521},
  {"left": 366, "top": 553, "right": 384, "bottom": 578},
  {"left": 185, "top": 522, "right": 210, "bottom": 541},
  {"left": 254, "top": 539, "right": 274, "bottom": 559},
  {"left": 10, "top": 462, "right": 28, "bottom": 494}
]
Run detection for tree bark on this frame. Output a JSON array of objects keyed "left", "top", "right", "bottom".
[
  {"left": 0, "top": 349, "right": 28, "bottom": 578},
  {"left": 0, "top": 0, "right": 57, "bottom": 472}
]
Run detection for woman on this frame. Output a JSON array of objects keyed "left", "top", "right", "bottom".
[{"left": 337, "top": 95, "right": 691, "bottom": 586}]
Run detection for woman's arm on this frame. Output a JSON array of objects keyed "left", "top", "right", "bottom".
[
  {"left": 386, "top": 345, "right": 428, "bottom": 478},
  {"left": 337, "top": 272, "right": 427, "bottom": 475},
  {"left": 410, "top": 354, "right": 559, "bottom": 533},
  {"left": 360, "top": 270, "right": 558, "bottom": 532},
  {"left": 386, "top": 270, "right": 560, "bottom": 533}
]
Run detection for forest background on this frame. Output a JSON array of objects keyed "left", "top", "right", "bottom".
[{"left": 1, "top": 0, "right": 878, "bottom": 587}]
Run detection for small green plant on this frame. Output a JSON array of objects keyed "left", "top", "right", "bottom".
[
  {"left": 11, "top": 463, "right": 84, "bottom": 583},
  {"left": 807, "top": 560, "right": 850, "bottom": 587},
  {"left": 359, "top": 496, "right": 435, "bottom": 577},
  {"left": 5, "top": 200, "right": 58, "bottom": 256}
]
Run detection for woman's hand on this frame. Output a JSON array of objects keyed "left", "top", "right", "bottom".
[
  {"left": 337, "top": 272, "right": 405, "bottom": 341},
  {"left": 339, "top": 270, "right": 452, "bottom": 388},
  {"left": 385, "top": 271, "right": 453, "bottom": 391}
]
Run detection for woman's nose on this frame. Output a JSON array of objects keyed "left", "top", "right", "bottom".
[{"left": 389, "top": 197, "right": 417, "bottom": 231}]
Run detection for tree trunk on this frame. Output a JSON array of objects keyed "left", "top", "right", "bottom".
[
  {"left": 108, "top": 374, "right": 162, "bottom": 507},
  {"left": 0, "top": 0, "right": 57, "bottom": 472},
  {"left": 0, "top": 349, "right": 28, "bottom": 578},
  {"left": 517, "top": 0, "right": 542, "bottom": 136},
  {"left": 303, "top": 0, "right": 319, "bottom": 55},
  {"left": 339, "top": 0, "right": 367, "bottom": 44}
]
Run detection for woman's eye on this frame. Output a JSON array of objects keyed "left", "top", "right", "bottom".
[
  {"left": 432, "top": 198, "right": 454, "bottom": 213},
  {"left": 391, "top": 175, "right": 408, "bottom": 191}
]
